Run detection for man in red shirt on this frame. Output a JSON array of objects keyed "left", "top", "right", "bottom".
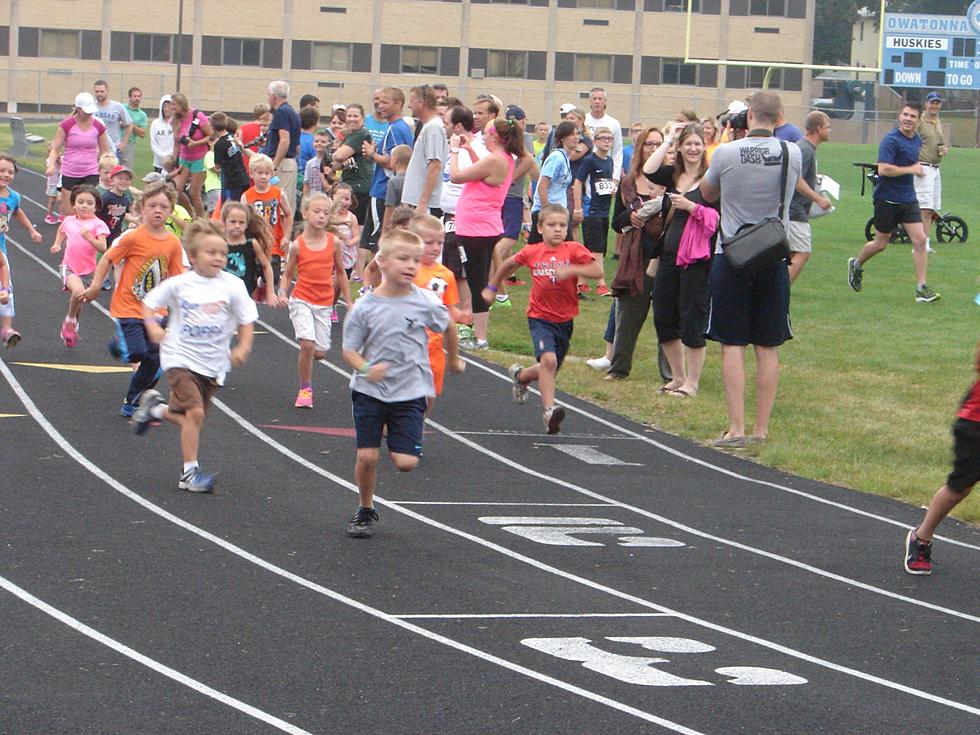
[{"left": 484, "top": 203, "right": 603, "bottom": 435}]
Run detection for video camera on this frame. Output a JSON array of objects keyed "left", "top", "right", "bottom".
[{"left": 717, "top": 107, "right": 748, "bottom": 131}]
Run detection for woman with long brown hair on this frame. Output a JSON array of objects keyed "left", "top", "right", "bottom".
[
  {"left": 170, "top": 93, "right": 213, "bottom": 216},
  {"left": 643, "top": 121, "right": 718, "bottom": 397},
  {"left": 450, "top": 118, "right": 528, "bottom": 349}
]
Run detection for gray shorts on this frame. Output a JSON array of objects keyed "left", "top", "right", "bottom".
[{"left": 787, "top": 221, "right": 811, "bottom": 253}]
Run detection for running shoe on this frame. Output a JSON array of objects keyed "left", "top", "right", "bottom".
[
  {"left": 294, "top": 387, "right": 314, "bottom": 408},
  {"left": 107, "top": 336, "right": 123, "bottom": 360},
  {"left": 1, "top": 328, "right": 21, "bottom": 349},
  {"left": 595, "top": 284, "right": 612, "bottom": 297},
  {"left": 119, "top": 402, "right": 137, "bottom": 418},
  {"left": 44, "top": 214, "right": 59, "bottom": 225},
  {"left": 347, "top": 507, "right": 379, "bottom": 538},
  {"left": 578, "top": 283, "right": 591, "bottom": 294},
  {"left": 847, "top": 258, "right": 863, "bottom": 292},
  {"left": 509, "top": 364, "right": 528, "bottom": 404},
  {"left": 492, "top": 294, "right": 513, "bottom": 309},
  {"left": 914, "top": 285, "right": 941, "bottom": 303},
  {"left": 101, "top": 276, "right": 113, "bottom": 291},
  {"left": 457, "top": 323, "right": 475, "bottom": 342},
  {"left": 903, "top": 529, "right": 932, "bottom": 575},
  {"left": 61, "top": 319, "right": 78, "bottom": 348},
  {"left": 330, "top": 309, "right": 340, "bottom": 323},
  {"left": 543, "top": 405, "right": 566, "bottom": 435},
  {"left": 466, "top": 339, "right": 489, "bottom": 351},
  {"left": 132, "top": 389, "right": 163, "bottom": 435},
  {"left": 506, "top": 276, "right": 526, "bottom": 286},
  {"left": 586, "top": 356, "right": 611, "bottom": 371},
  {"left": 179, "top": 467, "right": 216, "bottom": 494}
]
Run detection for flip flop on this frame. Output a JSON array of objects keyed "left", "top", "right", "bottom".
[{"left": 668, "top": 387, "right": 698, "bottom": 398}]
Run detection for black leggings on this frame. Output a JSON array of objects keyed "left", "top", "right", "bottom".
[{"left": 457, "top": 234, "right": 498, "bottom": 314}]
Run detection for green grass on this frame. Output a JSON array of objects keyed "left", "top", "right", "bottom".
[
  {"left": 487, "top": 141, "right": 979, "bottom": 525},
  {"left": 7, "top": 122, "right": 978, "bottom": 524}
]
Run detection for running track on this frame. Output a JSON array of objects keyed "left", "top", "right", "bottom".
[{"left": 1, "top": 166, "right": 978, "bottom": 734}]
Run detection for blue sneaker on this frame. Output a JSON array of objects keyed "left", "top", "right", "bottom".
[
  {"left": 119, "top": 402, "right": 136, "bottom": 418},
  {"left": 178, "top": 467, "right": 215, "bottom": 494},
  {"left": 132, "top": 389, "right": 163, "bottom": 435},
  {"left": 107, "top": 337, "right": 123, "bottom": 361}
]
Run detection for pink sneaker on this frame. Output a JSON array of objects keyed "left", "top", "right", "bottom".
[
  {"left": 294, "top": 387, "right": 313, "bottom": 408},
  {"left": 44, "top": 213, "right": 59, "bottom": 225},
  {"left": 61, "top": 319, "right": 78, "bottom": 348},
  {"left": 1, "top": 328, "right": 21, "bottom": 349},
  {"left": 330, "top": 309, "right": 339, "bottom": 323}
]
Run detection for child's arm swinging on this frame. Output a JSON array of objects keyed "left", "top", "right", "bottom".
[
  {"left": 13, "top": 208, "right": 42, "bottom": 243},
  {"left": 50, "top": 224, "right": 67, "bottom": 254},
  {"left": 276, "top": 240, "right": 300, "bottom": 300}
]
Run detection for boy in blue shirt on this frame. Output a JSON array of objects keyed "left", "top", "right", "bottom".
[
  {"left": 572, "top": 126, "right": 615, "bottom": 296},
  {"left": 847, "top": 103, "right": 938, "bottom": 303}
]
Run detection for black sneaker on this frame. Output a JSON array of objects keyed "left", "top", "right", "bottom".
[
  {"left": 847, "top": 258, "right": 863, "bottom": 292},
  {"left": 903, "top": 529, "right": 932, "bottom": 575},
  {"left": 914, "top": 285, "right": 941, "bottom": 303},
  {"left": 347, "top": 507, "right": 379, "bottom": 538}
]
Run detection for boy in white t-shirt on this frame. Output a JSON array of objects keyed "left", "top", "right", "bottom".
[{"left": 132, "top": 218, "right": 258, "bottom": 494}]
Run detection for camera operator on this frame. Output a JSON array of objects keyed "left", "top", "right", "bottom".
[{"left": 699, "top": 91, "right": 801, "bottom": 448}]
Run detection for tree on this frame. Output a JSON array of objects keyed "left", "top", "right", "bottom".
[{"left": 814, "top": 0, "right": 861, "bottom": 67}]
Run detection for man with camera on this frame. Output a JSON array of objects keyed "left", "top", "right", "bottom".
[{"left": 700, "top": 91, "right": 801, "bottom": 448}]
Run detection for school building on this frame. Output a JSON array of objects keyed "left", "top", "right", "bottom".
[{"left": 2, "top": 0, "right": 816, "bottom": 124}]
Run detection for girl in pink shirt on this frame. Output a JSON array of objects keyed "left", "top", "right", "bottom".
[{"left": 50, "top": 184, "right": 110, "bottom": 347}]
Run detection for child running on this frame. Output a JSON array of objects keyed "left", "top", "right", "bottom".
[
  {"left": 50, "top": 184, "right": 110, "bottom": 347},
  {"left": 331, "top": 183, "right": 361, "bottom": 278},
  {"left": 407, "top": 213, "right": 467, "bottom": 409},
  {"left": 484, "top": 203, "right": 603, "bottom": 434},
  {"left": 0, "top": 155, "right": 44, "bottom": 348},
  {"left": 243, "top": 153, "right": 293, "bottom": 287},
  {"left": 81, "top": 181, "right": 185, "bottom": 417},
  {"left": 342, "top": 228, "right": 459, "bottom": 538},
  {"left": 903, "top": 338, "right": 980, "bottom": 575},
  {"left": 132, "top": 219, "right": 258, "bottom": 494},
  {"left": 221, "top": 201, "right": 278, "bottom": 306},
  {"left": 277, "top": 192, "right": 351, "bottom": 409}
]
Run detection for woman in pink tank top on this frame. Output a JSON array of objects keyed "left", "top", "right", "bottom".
[
  {"left": 449, "top": 119, "right": 529, "bottom": 348},
  {"left": 46, "top": 92, "right": 112, "bottom": 218}
]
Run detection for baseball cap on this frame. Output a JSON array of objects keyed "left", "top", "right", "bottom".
[
  {"left": 726, "top": 100, "right": 749, "bottom": 114},
  {"left": 505, "top": 105, "right": 526, "bottom": 120},
  {"left": 142, "top": 171, "right": 166, "bottom": 184},
  {"left": 559, "top": 103, "right": 576, "bottom": 116},
  {"left": 925, "top": 92, "right": 943, "bottom": 103},
  {"left": 74, "top": 92, "right": 98, "bottom": 114},
  {"left": 109, "top": 164, "right": 132, "bottom": 178},
  {"left": 332, "top": 103, "right": 347, "bottom": 112}
]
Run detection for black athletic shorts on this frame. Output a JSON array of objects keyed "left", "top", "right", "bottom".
[
  {"left": 947, "top": 417, "right": 980, "bottom": 492},
  {"left": 873, "top": 200, "right": 921, "bottom": 235}
]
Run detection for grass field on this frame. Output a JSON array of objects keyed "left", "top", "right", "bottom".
[{"left": 4, "top": 121, "right": 978, "bottom": 523}]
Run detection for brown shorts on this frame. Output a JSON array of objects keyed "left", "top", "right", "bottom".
[{"left": 166, "top": 368, "right": 218, "bottom": 415}]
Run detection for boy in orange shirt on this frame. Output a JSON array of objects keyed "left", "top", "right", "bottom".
[
  {"left": 408, "top": 214, "right": 467, "bottom": 407},
  {"left": 484, "top": 203, "right": 602, "bottom": 435},
  {"left": 242, "top": 153, "right": 293, "bottom": 288},
  {"left": 82, "top": 181, "right": 185, "bottom": 417}
]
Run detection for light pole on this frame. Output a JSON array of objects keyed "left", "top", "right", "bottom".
[{"left": 175, "top": 0, "right": 184, "bottom": 91}]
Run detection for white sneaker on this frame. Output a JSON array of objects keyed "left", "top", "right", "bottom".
[
  {"left": 586, "top": 356, "right": 611, "bottom": 371},
  {"left": 543, "top": 405, "right": 565, "bottom": 435}
]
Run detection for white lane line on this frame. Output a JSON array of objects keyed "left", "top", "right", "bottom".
[
  {"left": 0, "top": 574, "right": 314, "bottom": 735},
  {"left": 459, "top": 355, "right": 980, "bottom": 551},
  {"left": 394, "top": 613, "right": 676, "bottom": 619},
  {"left": 535, "top": 443, "right": 643, "bottom": 466},
  {"left": 389, "top": 502, "right": 616, "bottom": 507},
  {"left": 6, "top": 233, "right": 980, "bottom": 716},
  {"left": 0, "top": 363, "right": 707, "bottom": 735},
  {"left": 250, "top": 314, "right": 980, "bottom": 624},
  {"left": 12, "top": 187, "right": 976, "bottom": 552},
  {"left": 454, "top": 430, "right": 639, "bottom": 440}
]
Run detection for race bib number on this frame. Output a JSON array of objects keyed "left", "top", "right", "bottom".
[
  {"left": 444, "top": 218, "right": 456, "bottom": 234},
  {"left": 594, "top": 178, "right": 616, "bottom": 196}
]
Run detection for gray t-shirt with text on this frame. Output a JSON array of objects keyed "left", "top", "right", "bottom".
[
  {"left": 401, "top": 117, "right": 449, "bottom": 209},
  {"left": 343, "top": 285, "right": 449, "bottom": 401},
  {"left": 704, "top": 136, "right": 802, "bottom": 250},
  {"left": 95, "top": 101, "right": 132, "bottom": 147}
]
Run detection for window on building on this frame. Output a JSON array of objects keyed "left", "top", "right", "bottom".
[
  {"left": 573, "top": 53, "right": 613, "bottom": 82},
  {"left": 487, "top": 50, "right": 527, "bottom": 78},
  {"left": 749, "top": 0, "right": 785, "bottom": 16},
  {"left": 661, "top": 58, "right": 697, "bottom": 85},
  {"left": 39, "top": 29, "right": 80, "bottom": 58},
  {"left": 132, "top": 33, "right": 173, "bottom": 63},
  {"left": 665, "top": 0, "right": 701, "bottom": 10},
  {"left": 312, "top": 41, "right": 351, "bottom": 71},
  {"left": 223, "top": 37, "right": 263, "bottom": 66},
  {"left": 401, "top": 46, "right": 439, "bottom": 75},
  {"left": 576, "top": 0, "right": 615, "bottom": 8}
]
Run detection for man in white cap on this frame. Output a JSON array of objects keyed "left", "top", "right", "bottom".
[
  {"left": 916, "top": 91, "right": 948, "bottom": 252},
  {"left": 584, "top": 87, "right": 623, "bottom": 179}
]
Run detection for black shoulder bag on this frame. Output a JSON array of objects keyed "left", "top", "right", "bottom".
[{"left": 721, "top": 140, "right": 790, "bottom": 276}]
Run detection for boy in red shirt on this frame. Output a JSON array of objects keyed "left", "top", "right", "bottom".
[
  {"left": 484, "top": 203, "right": 603, "bottom": 434},
  {"left": 904, "top": 338, "right": 980, "bottom": 575}
]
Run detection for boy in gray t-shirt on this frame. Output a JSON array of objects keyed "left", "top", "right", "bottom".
[{"left": 342, "top": 229, "right": 454, "bottom": 538}]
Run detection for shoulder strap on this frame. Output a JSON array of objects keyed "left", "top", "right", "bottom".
[{"left": 777, "top": 140, "right": 789, "bottom": 220}]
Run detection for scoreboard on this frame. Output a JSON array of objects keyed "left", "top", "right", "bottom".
[{"left": 880, "top": 8, "right": 980, "bottom": 90}]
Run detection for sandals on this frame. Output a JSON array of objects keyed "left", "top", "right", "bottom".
[
  {"left": 668, "top": 387, "right": 698, "bottom": 398},
  {"left": 710, "top": 433, "right": 746, "bottom": 449}
]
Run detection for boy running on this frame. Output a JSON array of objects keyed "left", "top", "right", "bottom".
[
  {"left": 342, "top": 228, "right": 459, "bottom": 538},
  {"left": 483, "top": 203, "right": 603, "bottom": 434},
  {"left": 132, "top": 219, "right": 257, "bottom": 493}
]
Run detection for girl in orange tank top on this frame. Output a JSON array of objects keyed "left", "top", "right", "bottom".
[{"left": 278, "top": 193, "right": 352, "bottom": 408}]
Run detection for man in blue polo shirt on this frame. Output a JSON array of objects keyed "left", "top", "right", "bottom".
[
  {"left": 848, "top": 102, "right": 939, "bottom": 303},
  {"left": 262, "top": 80, "right": 301, "bottom": 211}
]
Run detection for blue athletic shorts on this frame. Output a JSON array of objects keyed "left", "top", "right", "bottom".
[
  {"left": 706, "top": 254, "right": 792, "bottom": 348},
  {"left": 501, "top": 196, "right": 524, "bottom": 240},
  {"left": 351, "top": 391, "right": 426, "bottom": 456},
  {"left": 529, "top": 317, "right": 574, "bottom": 369}
]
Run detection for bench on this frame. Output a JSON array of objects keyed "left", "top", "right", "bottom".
[{"left": 7, "top": 117, "right": 46, "bottom": 158}]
